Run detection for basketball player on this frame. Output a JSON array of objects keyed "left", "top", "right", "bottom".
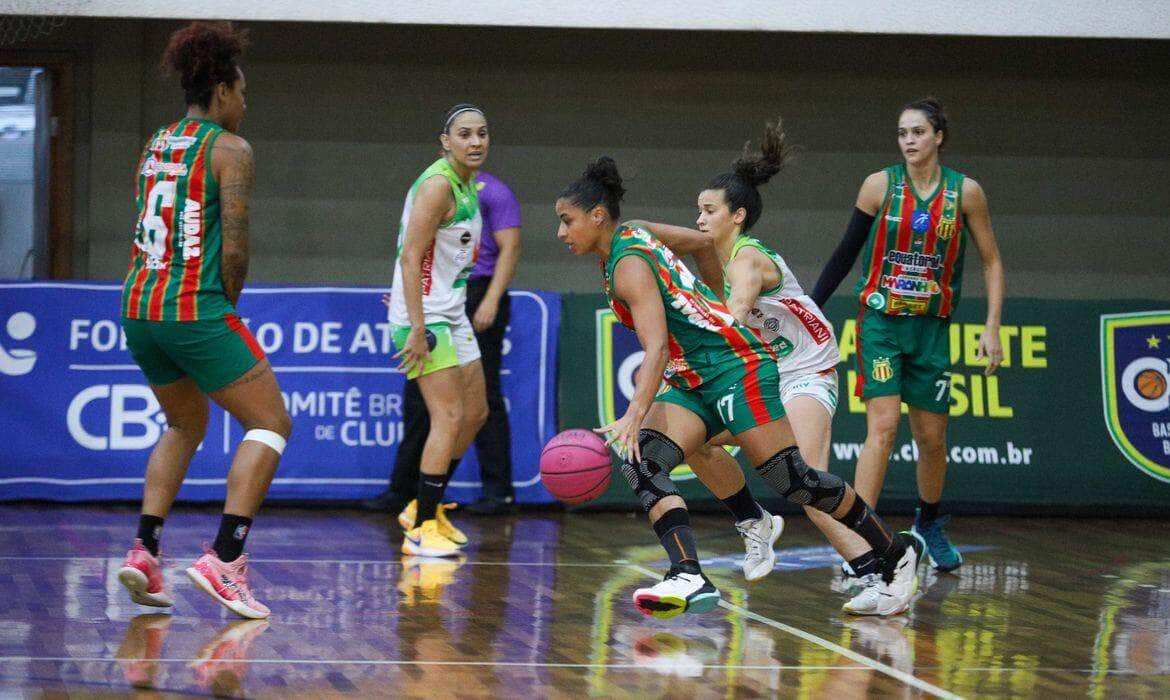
[
  {"left": 388, "top": 104, "right": 490, "bottom": 557},
  {"left": 556, "top": 157, "right": 922, "bottom": 618},
  {"left": 630, "top": 117, "right": 896, "bottom": 614},
  {"left": 116, "top": 22, "right": 290, "bottom": 619},
  {"left": 810, "top": 97, "right": 1005, "bottom": 573}
]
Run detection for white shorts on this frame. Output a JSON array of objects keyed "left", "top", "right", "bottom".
[
  {"left": 778, "top": 368, "right": 838, "bottom": 416},
  {"left": 450, "top": 313, "right": 481, "bottom": 366}
]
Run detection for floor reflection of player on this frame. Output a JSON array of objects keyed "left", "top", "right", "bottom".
[
  {"left": 395, "top": 522, "right": 517, "bottom": 695},
  {"left": 116, "top": 613, "right": 173, "bottom": 691},
  {"left": 189, "top": 619, "right": 270, "bottom": 697}
]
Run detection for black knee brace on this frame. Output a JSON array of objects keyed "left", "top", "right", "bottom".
[
  {"left": 620, "top": 429, "right": 683, "bottom": 511},
  {"left": 756, "top": 446, "right": 846, "bottom": 513}
]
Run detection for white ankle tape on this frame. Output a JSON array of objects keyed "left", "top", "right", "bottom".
[{"left": 243, "top": 428, "right": 287, "bottom": 455}]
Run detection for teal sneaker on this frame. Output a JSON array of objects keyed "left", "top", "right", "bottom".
[{"left": 911, "top": 510, "right": 962, "bottom": 572}]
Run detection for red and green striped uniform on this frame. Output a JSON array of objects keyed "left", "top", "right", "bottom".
[
  {"left": 602, "top": 225, "right": 776, "bottom": 390},
  {"left": 121, "top": 118, "right": 233, "bottom": 321},
  {"left": 855, "top": 164, "right": 968, "bottom": 318}
]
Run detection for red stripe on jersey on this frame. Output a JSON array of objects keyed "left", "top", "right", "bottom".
[
  {"left": 935, "top": 189, "right": 963, "bottom": 317},
  {"left": 126, "top": 259, "right": 148, "bottom": 318},
  {"left": 891, "top": 178, "right": 914, "bottom": 279},
  {"left": 225, "top": 314, "right": 265, "bottom": 360},
  {"left": 666, "top": 334, "right": 702, "bottom": 388},
  {"left": 859, "top": 188, "right": 892, "bottom": 302},
  {"left": 178, "top": 131, "right": 209, "bottom": 321},
  {"left": 740, "top": 358, "right": 773, "bottom": 426},
  {"left": 854, "top": 308, "right": 867, "bottom": 398}
]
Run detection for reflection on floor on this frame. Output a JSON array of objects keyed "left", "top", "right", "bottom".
[{"left": 2, "top": 504, "right": 1169, "bottom": 697}]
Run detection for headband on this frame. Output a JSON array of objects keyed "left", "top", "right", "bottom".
[{"left": 443, "top": 107, "right": 484, "bottom": 131}]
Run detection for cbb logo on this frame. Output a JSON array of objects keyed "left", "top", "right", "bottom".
[
  {"left": 0, "top": 311, "right": 38, "bottom": 376},
  {"left": 1122, "top": 357, "right": 1170, "bottom": 413}
]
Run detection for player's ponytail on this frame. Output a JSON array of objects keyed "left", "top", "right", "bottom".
[
  {"left": 706, "top": 116, "right": 793, "bottom": 232},
  {"left": 560, "top": 156, "right": 626, "bottom": 220},
  {"left": 161, "top": 21, "right": 247, "bottom": 109}
]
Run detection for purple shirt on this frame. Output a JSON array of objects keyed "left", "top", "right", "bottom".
[{"left": 470, "top": 171, "right": 522, "bottom": 280}]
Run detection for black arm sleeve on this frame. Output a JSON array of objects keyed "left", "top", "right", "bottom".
[{"left": 809, "top": 207, "right": 876, "bottom": 308}]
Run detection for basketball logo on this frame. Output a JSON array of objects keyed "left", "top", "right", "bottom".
[
  {"left": 871, "top": 357, "right": 893, "bottom": 383},
  {"left": 1135, "top": 368, "right": 1167, "bottom": 401}
]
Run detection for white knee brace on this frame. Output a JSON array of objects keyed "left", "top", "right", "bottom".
[{"left": 243, "top": 428, "right": 287, "bottom": 455}]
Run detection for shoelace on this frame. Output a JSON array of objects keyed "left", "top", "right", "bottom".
[{"left": 737, "top": 521, "right": 768, "bottom": 558}]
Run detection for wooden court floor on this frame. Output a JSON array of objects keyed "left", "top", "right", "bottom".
[{"left": 1, "top": 503, "right": 1168, "bottom": 697}]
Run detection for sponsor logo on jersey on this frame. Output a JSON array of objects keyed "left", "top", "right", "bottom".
[
  {"left": 150, "top": 132, "right": 197, "bottom": 152},
  {"left": 871, "top": 357, "right": 894, "bottom": 383},
  {"left": 1101, "top": 311, "right": 1170, "bottom": 482},
  {"left": 180, "top": 199, "right": 202, "bottom": 260},
  {"left": 140, "top": 157, "right": 188, "bottom": 178},
  {"left": 887, "top": 296, "right": 929, "bottom": 314},
  {"left": 881, "top": 274, "right": 940, "bottom": 297},
  {"left": 886, "top": 249, "right": 942, "bottom": 270},
  {"left": 865, "top": 292, "right": 886, "bottom": 310},
  {"left": 780, "top": 298, "right": 832, "bottom": 345},
  {"left": 911, "top": 209, "right": 932, "bottom": 232}
]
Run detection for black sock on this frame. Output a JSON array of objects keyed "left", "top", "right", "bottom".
[
  {"left": 448, "top": 459, "right": 461, "bottom": 476},
  {"left": 137, "top": 514, "right": 165, "bottom": 556},
  {"left": 213, "top": 514, "right": 253, "bottom": 563},
  {"left": 720, "top": 485, "right": 762, "bottom": 523},
  {"left": 417, "top": 471, "right": 451, "bottom": 525},
  {"left": 918, "top": 498, "right": 940, "bottom": 522},
  {"left": 835, "top": 496, "right": 897, "bottom": 555},
  {"left": 652, "top": 508, "right": 701, "bottom": 574},
  {"left": 848, "top": 551, "right": 881, "bottom": 577}
]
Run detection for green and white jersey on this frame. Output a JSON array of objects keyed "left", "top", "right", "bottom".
[
  {"left": 388, "top": 158, "right": 482, "bottom": 326},
  {"left": 730, "top": 236, "right": 840, "bottom": 376}
]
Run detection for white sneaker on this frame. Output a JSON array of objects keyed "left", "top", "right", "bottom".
[
  {"left": 736, "top": 510, "right": 784, "bottom": 582},
  {"left": 633, "top": 568, "right": 721, "bottom": 619},
  {"left": 842, "top": 534, "right": 922, "bottom": 616}
]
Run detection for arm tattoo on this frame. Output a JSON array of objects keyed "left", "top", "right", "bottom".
[{"left": 220, "top": 143, "right": 254, "bottom": 306}]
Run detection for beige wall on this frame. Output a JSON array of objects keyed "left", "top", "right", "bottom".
[{"left": 14, "top": 18, "right": 1170, "bottom": 299}]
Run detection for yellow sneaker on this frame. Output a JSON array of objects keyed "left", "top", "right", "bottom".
[
  {"left": 398, "top": 499, "right": 467, "bottom": 545},
  {"left": 402, "top": 519, "right": 462, "bottom": 558},
  {"left": 397, "top": 554, "right": 467, "bottom": 606}
]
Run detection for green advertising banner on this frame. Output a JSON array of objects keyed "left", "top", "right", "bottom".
[{"left": 557, "top": 294, "right": 1170, "bottom": 513}]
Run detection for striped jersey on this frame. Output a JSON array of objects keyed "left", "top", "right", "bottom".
[
  {"left": 122, "top": 118, "right": 233, "bottom": 321},
  {"left": 603, "top": 225, "right": 775, "bottom": 390},
  {"left": 730, "top": 236, "right": 839, "bottom": 376},
  {"left": 388, "top": 158, "right": 482, "bottom": 326},
  {"left": 855, "top": 164, "right": 968, "bottom": 317}
]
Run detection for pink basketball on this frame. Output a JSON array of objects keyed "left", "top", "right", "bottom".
[{"left": 540, "top": 429, "right": 614, "bottom": 504}]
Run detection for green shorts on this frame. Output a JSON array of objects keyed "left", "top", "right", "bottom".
[
  {"left": 656, "top": 360, "right": 786, "bottom": 438},
  {"left": 392, "top": 318, "right": 480, "bottom": 380},
  {"left": 854, "top": 309, "right": 952, "bottom": 413},
  {"left": 122, "top": 314, "right": 265, "bottom": 393}
]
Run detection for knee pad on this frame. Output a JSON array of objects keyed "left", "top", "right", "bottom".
[
  {"left": 619, "top": 429, "right": 683, "bottom": 511},
  {"left": 243, "top": 428, "right": 287, "bottom": 455},
  {"left": 756, "top": 446, "right": 845, "bottom": 513}
]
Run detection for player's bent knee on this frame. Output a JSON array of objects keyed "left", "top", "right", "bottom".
[
  {"left": 619, "top": 429, "right": 684, "bottom": 512},
  {"left": 243, "top": 428, "right": 287, "bottom": 456},
  {"left": 756, "top": 446, "right": 846, "bottom": 514}
]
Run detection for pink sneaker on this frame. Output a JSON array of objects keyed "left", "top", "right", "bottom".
[
  {"left": 117, "top": 539, "right": 174, "bottom": 608},
  {"left": 185, "top": 545, "right": 270, "bottom": 619}
]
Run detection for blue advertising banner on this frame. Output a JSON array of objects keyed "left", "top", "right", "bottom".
[{"left": 0, "top": 282, "right": 560, "bottom": 503}]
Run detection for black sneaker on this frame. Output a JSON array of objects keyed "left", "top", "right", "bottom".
[{"left": 464, "top": 496, "right": 516, "bottom": 515}]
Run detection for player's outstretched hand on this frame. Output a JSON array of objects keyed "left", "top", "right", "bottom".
[
  {"left": 976, "top": 326, "right": 1003, "bottom": 376},
  {"left": 595, "top": 411, "right": 643, "bottom": 465}
]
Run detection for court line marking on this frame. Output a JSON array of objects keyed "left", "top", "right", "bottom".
[
  {"left": 625, "top": 563, "right": 962, "bottom": 700},
  {"left": 0, "top": 556, "right": 611, "bottom": 567},
  {"left": 0, "top": 657, "right": 878, "bottom": 670},
  {"left": 0, "top": 657, "right": 1151, "bottom": 675}
]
